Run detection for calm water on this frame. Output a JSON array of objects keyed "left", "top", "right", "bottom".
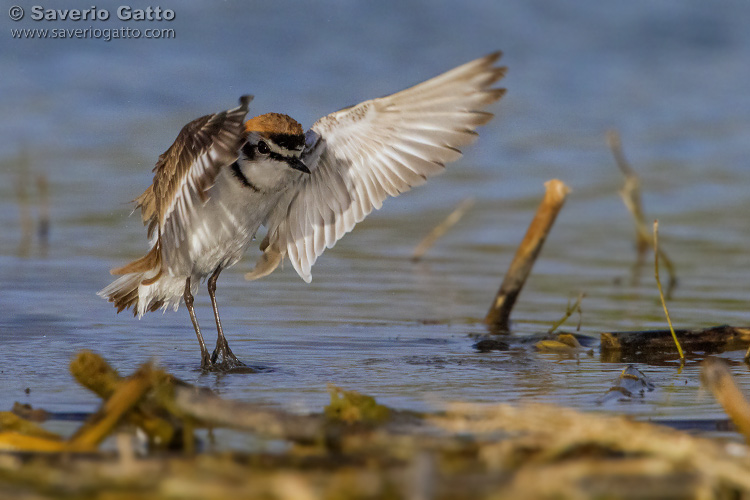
[{"left": 1, "top": 1, "right": 750, "bottom": 433}]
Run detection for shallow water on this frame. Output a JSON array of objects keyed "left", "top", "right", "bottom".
[{"left": 1, "top": 0, "right": 750, "bottom": 437}]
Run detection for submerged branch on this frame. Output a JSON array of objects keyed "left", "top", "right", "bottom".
[{"left": 600, "top": 325, "right": 750, "bottom": 356}]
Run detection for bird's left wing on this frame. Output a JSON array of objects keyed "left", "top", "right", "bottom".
[{"left": 246, "top": 52, "right": 506, "bottom": 283}]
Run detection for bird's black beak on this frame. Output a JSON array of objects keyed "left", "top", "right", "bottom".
[{"left": 287, "top": 157, "right": 311, "bottom": 174}]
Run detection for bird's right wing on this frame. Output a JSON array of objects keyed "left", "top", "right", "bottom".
[
  {"left": 246, "top": 52, "right": 506, "bottom": 283},
  {"left": 137, "top": 96, "right": 252, "bottom": 275}
]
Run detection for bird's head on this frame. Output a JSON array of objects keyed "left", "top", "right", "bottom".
[{"left": 242, "top": 113, "right": 309, "bottom": 174}]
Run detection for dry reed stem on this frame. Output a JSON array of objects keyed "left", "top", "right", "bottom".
[
  {"left": 16, "top": 150, "right": 32, "bottom": 257},
  {"left": 607, "top": 130, "right": 648, "bottom": 252},
  {"left": 67, "top": 364, "right": 154, "bottom": 450},
  {"left": 484, "top": 179, "right": 570, "bottom": 332},
  {"left": 607, "top": 130, "right": 677, "bottom": 294},
  {"left": 70, "top": 351, "right": 182, "bottom": 447},
  {"left": 701, "top": 358, "right": 750, "bottom": 444},
  {"left": 411, "top": 197, "right": 475, "bottom": 262},
  {"left": 654, "top": 220, "right": 684, "bottom": 360},
  {"left": 36, "top": 173, "right": 50, "bottom": 247},
  {"left": 172, "top": 386, "right": 325, "bottom": 444}
]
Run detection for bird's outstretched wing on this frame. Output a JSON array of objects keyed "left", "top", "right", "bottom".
[
  {"left": 131, "top": 96, "right": 252, "bottom": 275},
  {"left": 246, "top": 52, "right": 506, "bottom": 283}
]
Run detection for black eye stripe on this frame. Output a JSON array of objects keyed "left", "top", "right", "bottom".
[{"left": 240, "top": 142, "right": 300, "bottom": 166}]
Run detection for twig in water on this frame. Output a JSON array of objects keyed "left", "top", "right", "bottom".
[
  {"left": 607, "top": 130, "right": 677, "bottom": 296},
  {"left": 484, "top": 179, "right": 570, "bottom": 333},
  {"left": 411, "top": 197, "right": 475, "bottom": 262},
  {"left": 653, "top": 220, "right": 684, "bottom": 361},
  {"left": 548, "top": 292, "right": 585, "bottom": 334}
]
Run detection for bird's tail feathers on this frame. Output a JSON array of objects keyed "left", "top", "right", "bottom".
[{"left": 100, "top": 244, "right": 165, "bottom": 317}]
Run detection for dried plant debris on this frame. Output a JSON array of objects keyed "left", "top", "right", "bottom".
[
  {"left": 3, "top": 351, "right": 750, "bottom": 499},
  {"left": 597, "top": 365, "right": 656, "bottom": 405},
  {"left": 431, "top": 403, "right": 750, "bottom": 498}
]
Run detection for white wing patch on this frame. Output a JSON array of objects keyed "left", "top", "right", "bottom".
[{"left": 247, "top": 52, "right": 506, "bottom": 283}]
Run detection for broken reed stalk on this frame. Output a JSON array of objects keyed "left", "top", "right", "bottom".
[
  {"left": 70, "top": 351, "right": 179, "bottom": 447},
  {"left": 36, "top": 173, "right": 50, "bottom": 247},
  {"left": 411, "top": 197, "right": 475, "bottom": 262},
  {"left": 607, "top": 130, "right": 649, "bottom": 253},
  {"left": 16, "top": 149, "right": 32, "bottom": 257},
  {"left": 547, "top": 292, "right": 585, "bottom": 334},
  {"left": 701, "top": 358, "right": 750, "bottom": 443},
  {"left": 484, "top": 179, "right": 570, "bottom": 333},
  {"left": 67, "top": 363, "right": 155, "bottom": 450},
  {"left": 607, "top": 130, "right": 677, "bottom": 294},
  {"left": 654, "top": 220, "right": 684, "bottom": 361}
]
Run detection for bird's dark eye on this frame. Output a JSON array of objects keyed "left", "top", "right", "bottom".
[{"left": 257, "top": 141, "right": 270, "bottom": 155}]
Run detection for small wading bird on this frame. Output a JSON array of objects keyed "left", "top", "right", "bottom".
[{"left": 100, "top": 52, "right": 507, "bottom": 370}]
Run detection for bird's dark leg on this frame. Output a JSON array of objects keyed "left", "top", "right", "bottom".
[
  {"left": 184, "top": 277, "right": 211, "bottom": 369},
  {"left": 208, "top": 266, "right": 243, "bottom": 366}
]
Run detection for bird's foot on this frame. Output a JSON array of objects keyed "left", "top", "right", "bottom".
[
  {"left": 203, "top": 338, "right": 253, "bottom": 373},
  {"left": 199, "top": 348, "right": 213, "bottom": 371}
]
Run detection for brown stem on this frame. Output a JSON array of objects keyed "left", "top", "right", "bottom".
[{"left": 484, "top": 179, "right": 570, "bottom": 333}]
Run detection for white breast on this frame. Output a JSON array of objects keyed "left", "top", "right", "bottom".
[{"left": 182, "top": 167, "right": 283, "bottom": 277}]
